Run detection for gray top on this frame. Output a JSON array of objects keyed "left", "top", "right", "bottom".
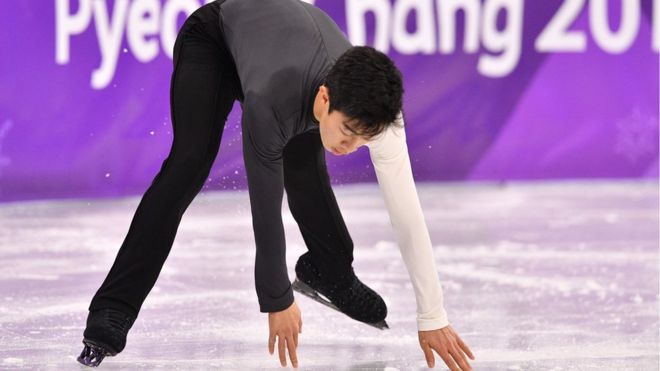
[{"left": 218, "top": 0, "right": 352, "bottom": 312}]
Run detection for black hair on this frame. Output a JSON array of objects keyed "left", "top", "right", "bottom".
[{"left": 323, "top": 46, "right": 404, "bottom": 139}]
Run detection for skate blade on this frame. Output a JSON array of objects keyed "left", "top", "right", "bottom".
[
  {"left": 292, "top": 278, "right": 389, "bottom": 331},
  {"left": 292, "top": 277, "right": 340, "bottom": 312},
  {"left": 369, "top": 319, "right": 389, "bottom": 330},
  {"left": 76, "top": 338, "right": 117, "bottom": 367}
]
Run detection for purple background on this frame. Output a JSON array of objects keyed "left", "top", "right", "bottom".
[{"left": 0, "top": 0, "right": 657, "bottom": 203}]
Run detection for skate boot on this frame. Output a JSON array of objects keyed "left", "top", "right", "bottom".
[
  {"left": 77, "top": 308, "right": 136, "bottom": 367},
  {"left": 292, "top": 253, "right": 389, "bottom": 330}
]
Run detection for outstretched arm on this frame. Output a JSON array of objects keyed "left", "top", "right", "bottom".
[
  {"left": 241, "top": 105, "right": 301, "bottom": 368},
  {"left": 365, "top": 113, "right": 475, "bottom": 370},
  {"left": 242, "top": 121, "right": 293, "bottom": 312},
  {"left": 365, "top": 113, "right": 449, "bottom": 331}
]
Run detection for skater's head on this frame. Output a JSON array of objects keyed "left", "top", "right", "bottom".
[{"left": 313, "top": 46, "right": 404, "bottom": 156}]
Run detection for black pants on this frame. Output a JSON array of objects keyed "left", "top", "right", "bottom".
[{"left": 88, "top": 0, "right": 354, "bottom": 318}]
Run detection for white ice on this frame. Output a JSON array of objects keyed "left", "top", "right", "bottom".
[{"left": 0, "top": 180, "right": 658, "bottom": 370}]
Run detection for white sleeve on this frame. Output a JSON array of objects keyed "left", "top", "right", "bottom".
[{"left": 364, "top": 112, "right": 449, "bottom": 331}]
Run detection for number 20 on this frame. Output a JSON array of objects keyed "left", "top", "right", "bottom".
[{"left": 535, "top": 0, "right": 656, "bottom": 53}]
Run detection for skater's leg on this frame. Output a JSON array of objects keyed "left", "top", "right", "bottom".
[
  {"left": 283, "top": 131, "right": 355, "bottom": 278},
  {"left": 88, "top": 2, "right": 240, "bottom": 318},
  {"left": 283, "top": 132, "right": 388, "bottom": 329}
]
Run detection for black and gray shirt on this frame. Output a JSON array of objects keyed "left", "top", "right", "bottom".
[{"left": 219, "top": 0, "right": 450, "bottom": 331}]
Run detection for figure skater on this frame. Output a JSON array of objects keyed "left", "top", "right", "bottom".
[{"left": 77, "top": 0, "right": 475, "bottom": 369}]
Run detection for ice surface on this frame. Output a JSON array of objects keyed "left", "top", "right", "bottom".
[{"left": 0, "top": 180, "right": 658, "bottom": 370}]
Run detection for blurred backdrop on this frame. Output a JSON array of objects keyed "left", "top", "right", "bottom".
[{"left": 0, "top": 0, "right": 657, "bottom": 203}]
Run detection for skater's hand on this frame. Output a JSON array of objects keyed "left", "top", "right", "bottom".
[
  {"left": 418, "top": 325, "right": 474, "bottom": 370},
  {"left": 268, "top": 300, "right": 302, "bottom": 368}
]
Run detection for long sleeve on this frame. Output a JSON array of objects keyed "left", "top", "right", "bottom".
[
  {"left": 241, "top": 103, "right": 294, "bottom": 313},
  {"left": 365, "top": 113, "right": 450, "bottom": 331}
]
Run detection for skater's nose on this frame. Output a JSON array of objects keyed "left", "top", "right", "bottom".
[
  {"left": 339, "top": 137, "right": 364, "bottom": 154},
  {"left": 338, "top": 143, "right": 354, "bottom": 155}
]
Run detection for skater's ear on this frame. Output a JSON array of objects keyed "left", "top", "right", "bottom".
[{"left": 319, "top": 85, "right": 330, "bottom": 103}]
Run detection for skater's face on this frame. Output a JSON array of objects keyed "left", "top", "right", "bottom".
[{"left": 313, "top": 85, "right": 369, "bottom": 156}]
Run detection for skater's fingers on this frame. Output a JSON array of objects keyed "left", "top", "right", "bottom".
[
  {"left": 432, "top": 344, "right": 460, "bottom": 371},
  {"left": 448, "top": 345, "right": 472, "bottom": 371},
  {"left": 419, "top": 340, "right": 435, "bottom": 367},
  {"left": 278, "top": 334, "right": 287, "bottom": 367},
  {"left": 268, "top": 333, "right": 275, "bottom": 355},
  {"left": 299, "top": 319, "right": 302, "bottom": 333},
  {"left": 455, "top": 335, "right": 475, "bottom": 360},
  {"left": 286, "top": 334, "right": 298, "bottom": 368},
  {"left": 293, "top": 330, "right": 299, "bottom": 348}
]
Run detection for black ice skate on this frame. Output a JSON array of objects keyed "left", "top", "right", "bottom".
[
  {"left": 293, "top": 254, "right": 389, "bottom": 330},
  {"left": 77, "top": 308, "right": 136, "bottom": 367}
]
